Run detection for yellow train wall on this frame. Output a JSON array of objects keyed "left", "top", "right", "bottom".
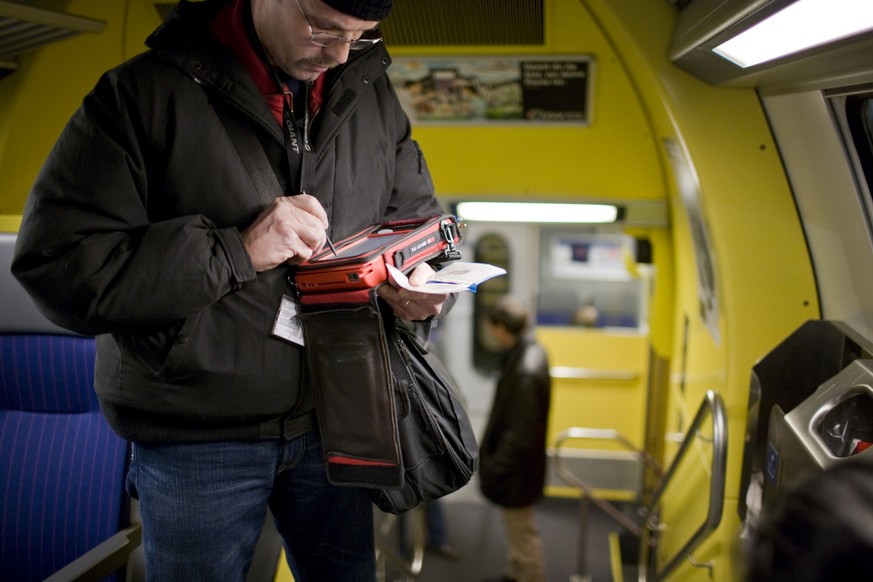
[
  {"left": 0, "top": 1, "right": 821, "bottom": 581},
  {"left": 538, "top": 327, "right": 650, "bottom": 501},
  {"left": 581, "top": 2, "right": 819, "bottom": 581}
]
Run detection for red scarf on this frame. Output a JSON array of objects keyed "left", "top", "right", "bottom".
[{"left": 209, "top": 0, "right": 325, "bottom": 127}]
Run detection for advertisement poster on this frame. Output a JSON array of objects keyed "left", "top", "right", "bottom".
[{"left": 388, "top": 56, "right": 592, "bottom": 124}]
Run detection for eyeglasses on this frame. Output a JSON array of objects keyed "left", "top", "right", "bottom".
[{"left": 294, "top": 0, "right": 382, "bottom": 51}]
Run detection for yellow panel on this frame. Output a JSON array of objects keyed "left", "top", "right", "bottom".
[
  {"left": 546, "top": 485, "right": 637, "bottom": 502},
  {"left": 575, "top": 2, "right": 819, "bottom": 580},
  {"left": 0, "top": 0, "right": 161, "bottom": 216},
  {"left": 393, "top": 0, "right": 664, "bottom": 202},
  {"left": 538, "top": 328, "right": 649, "bottom": 452},
  {"left": 0, "top": 215, "right": 21, "bottom": 232},
  {"left": 274, "top": 550, "right": 293, "bottom": 582},
  {"left": 609, "top": 531, "right": 625, "bottom": 582},
  {"left": 538, "top": 327, "right": 648, "bottom": 368},
  {"left": 549, "top": 378, "right": 645, "bottom": 449}
]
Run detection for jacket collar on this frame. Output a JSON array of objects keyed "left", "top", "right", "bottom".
[
  {"left": 145, "top": 1, "right": 273, "bottom": 128},
  {"left": 209, "top": 0, "right": 328, "bottom": 127}
]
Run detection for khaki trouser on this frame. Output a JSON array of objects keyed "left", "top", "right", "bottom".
[{"left": 502, "top": 506, "right": 546, "bottom": 582}]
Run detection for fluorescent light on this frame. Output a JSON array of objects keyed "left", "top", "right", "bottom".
[
  {"left": 455, "top": 201, "right": 619, "bottom": 223},
  {"left": 713, "top": 0, "right": 873, "bottom": 68}
]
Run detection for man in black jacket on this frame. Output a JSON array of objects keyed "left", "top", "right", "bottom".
[
  {"left": 12, "top": 0, "right": 450, "bottom": 580},
  {"left": 480, "top": 296, "right": 552, "bottom": 582}
]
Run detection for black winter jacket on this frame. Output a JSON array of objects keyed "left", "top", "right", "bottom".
[
  {"left": 11, "top": 0, "right": 443, "bottom": 443},
  {"left": 479, "top": 333, "right": 552, "bottom": 508}
]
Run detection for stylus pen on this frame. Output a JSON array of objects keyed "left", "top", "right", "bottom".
[{"left": 300, "top": 190, "right": 338, "bottom": 257}]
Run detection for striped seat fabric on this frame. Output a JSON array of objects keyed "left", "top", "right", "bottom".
[
  {"left": 0, "top": 334, "right": 130, "bottom": 582},
  {"left": 0, "top": 232, "right": 133, "bottom": 582}
]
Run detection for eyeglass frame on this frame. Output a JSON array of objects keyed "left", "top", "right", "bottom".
[{"left": 293, "top": 0, "right": 382, "bottom": 50}]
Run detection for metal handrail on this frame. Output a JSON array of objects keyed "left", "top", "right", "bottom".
[
  {"left": 554, "top": 427, "right": 662, "bottom": 536},
  {"left": 553, "top": 426, "right": 663, "bottom": 581},
  {"left": 640, "top": 389, "right": 728, "bottom": 581},
  {"left": 557, "top": 427, "right": 663, "bottom": 477},
  {"left": 550, "top": 366, "right": 640, "bottom": 381},
  {"left": 374, "top": 507, "right": 425, "bottom": 582}
]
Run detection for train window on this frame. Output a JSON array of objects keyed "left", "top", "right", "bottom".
[
  {"left": 847, "top": 96, "right": 873, "bottom": 188},
  {"left": 535, "top": 227, "right": 646, "bottom": 329},
  {"left": 472, "top": 233, "right": 512, "bottom": 373},
  {"left": 839, "top": 93, "right": 873, "bottom": 212},
  {"left": 467, "top": 225, "right": 649, "bottom": 373}
]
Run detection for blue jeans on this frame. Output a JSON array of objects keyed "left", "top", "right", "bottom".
[
  {"left": 126, "top": 430, "right": 375, "bottom": 581},
  {"left": 425, "top": 500, "right": 447, "bottom": 546}
]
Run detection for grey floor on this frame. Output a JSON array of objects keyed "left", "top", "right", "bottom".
[{"left": 377, "top": 493, "right": 638, "bottom": 582}]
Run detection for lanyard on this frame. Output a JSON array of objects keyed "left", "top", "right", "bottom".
[
  {"left": 281, "top": 79, "right": 335, "bottom": 253},
  {"left": 242, "top": 5, "right": 315, "bottom": 196},
  {"left": 281, "top": 82, "right": 315, "bottom": 196}
]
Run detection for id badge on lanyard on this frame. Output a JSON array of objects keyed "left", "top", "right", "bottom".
[{"left": 272, "top": 84, "right": 315, "bottom": 345}]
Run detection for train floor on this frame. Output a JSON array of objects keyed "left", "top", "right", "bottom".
[{"left": 381, "top": 493, "right": 633, "bottom": 582}]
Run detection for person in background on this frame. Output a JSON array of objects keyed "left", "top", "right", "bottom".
[
  {"left": 12, "top": 0, "right": 450, "bottom": 580},
  {"left": 398, "top": 499, "right": 460, "bottom": 562},
  {"left": 571, "top": 304, "right": 599, "bottom": 327},
  {"left": 745, "top": 456, "right": 873, "bottom": 582},
  {"left": 479, "top": 296, "right": 552, "bottom": 582},
  {"left": 425, "top": 500, "right": 460, "bottom": 560}
]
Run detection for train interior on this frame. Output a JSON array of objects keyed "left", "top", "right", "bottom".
[{"left": 2, "top": 0, "right": 873, "bottom": 581}]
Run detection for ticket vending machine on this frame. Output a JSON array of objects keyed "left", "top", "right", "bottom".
[
  {"left": 739, "top": 320, "right": 873, "bottom": 519},
  {"left": 764, "top": 360, "right": 873, "bottom": 499}
]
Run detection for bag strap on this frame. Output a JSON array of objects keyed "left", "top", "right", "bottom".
[{"left": 217, "top": 106, "right": 282, "bottom": 207}]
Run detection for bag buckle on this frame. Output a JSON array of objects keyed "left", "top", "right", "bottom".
[{"left": 440, "top": 218, "right": 463, "bottom": 262}]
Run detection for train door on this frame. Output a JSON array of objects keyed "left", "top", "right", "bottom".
[{"left": 435, "top": 211, "right": 657, "bottom": 504}]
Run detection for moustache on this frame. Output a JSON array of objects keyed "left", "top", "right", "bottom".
[{"left": 302, "top": 58, "right": 337, "bottom": 69}]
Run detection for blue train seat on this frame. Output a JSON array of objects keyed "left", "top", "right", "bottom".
[{"left": 0, "top": 231, "right": 140, "bottom": 582}]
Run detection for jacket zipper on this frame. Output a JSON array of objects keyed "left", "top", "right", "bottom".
[{"left": 190, "top": 73, "right": 285, "bottom": 145}]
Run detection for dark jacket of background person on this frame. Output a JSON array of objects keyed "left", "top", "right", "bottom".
[
  {"left": 479, "top": 331, "right": 552, "bottom": 508},
  {"left": 11, "top": 0, "right": 443, "bottom": 444}
]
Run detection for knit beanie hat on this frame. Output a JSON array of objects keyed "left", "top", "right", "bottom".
[{"left": 321, "top": 0, "right": 393, "bottom": 20}]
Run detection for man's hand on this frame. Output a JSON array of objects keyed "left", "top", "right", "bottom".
[
  {"left": 380, "top": 263, "right": 448, "bottom": 320},
  {"left": 241, "top": 195, "right": 329, "bottom": 271}
]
